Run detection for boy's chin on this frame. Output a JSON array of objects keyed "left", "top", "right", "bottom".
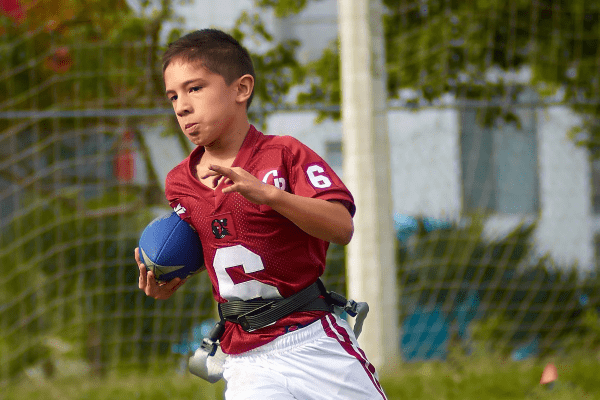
[{"left": 186, "top": 137, "right": 204, "bottom": 147}]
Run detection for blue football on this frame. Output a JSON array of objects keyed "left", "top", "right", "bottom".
[{"left": 138, "top": 211, "right": 204, "bottom": 282}]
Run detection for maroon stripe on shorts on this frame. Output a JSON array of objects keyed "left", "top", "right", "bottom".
[{"left": 321, "top": 314, "right": 387, "bottom": 399}]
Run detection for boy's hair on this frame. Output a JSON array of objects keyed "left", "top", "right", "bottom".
[{"left": 162, "top": 29, "right": 255, "bottom": 109}]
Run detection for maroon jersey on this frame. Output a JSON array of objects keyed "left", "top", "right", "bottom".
[{"left": 165, "top": 125, "right": 355, "bottom": 354}]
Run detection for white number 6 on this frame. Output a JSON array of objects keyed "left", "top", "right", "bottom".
[
  {"left": 213, "top": 245, "right": 282, "bottom": 301},
  {"left": 306, "top": 165, "right": 332, "bottom": 189}
]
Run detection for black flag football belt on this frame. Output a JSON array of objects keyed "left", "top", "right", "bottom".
[
  {"left": 218, "top": 281, "right": 330, "bottom": 332},
  {"left": 217, "top": 279, "right": 359, "bottom": 333}
]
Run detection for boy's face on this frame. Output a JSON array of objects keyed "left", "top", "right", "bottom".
[{"left": 164, "top": 59, "right": 239, "bottom": 147}]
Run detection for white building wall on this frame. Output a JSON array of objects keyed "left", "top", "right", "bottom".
[
  {"left": 535, "top": 106, "right": 593, "bottom": 270},
  {"left": 387, "top": 108, "right": 462, "bottom": 220}
]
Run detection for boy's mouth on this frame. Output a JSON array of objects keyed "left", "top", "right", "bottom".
[{"left": 185, "top": 123, "right": 197, "bottom": 131}]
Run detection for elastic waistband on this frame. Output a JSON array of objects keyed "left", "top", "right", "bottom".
[{"left": 229, "top": 314, "right": 332, "bottom": 357}]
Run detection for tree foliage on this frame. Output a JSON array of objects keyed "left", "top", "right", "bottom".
[
  {"left": 255, "top": 0, "right": 312, "bottom": 17},
  {"left": 230, "top": 10, "right": 306, "bottom": 127},
  {"left": 0, "top": 0, "right": 179, "bottom": 110},
  {"left": 296, "top": 41, "right": 341, "bottom": 123},
  {"left": 275, "top": 0, "right": 600, "bottom": 149},
  {"left": 383, "top": 0, "right": 600, "bottom": 144},
  {"left": 0, "top": 0, "right": 180, "bottom": 379}
]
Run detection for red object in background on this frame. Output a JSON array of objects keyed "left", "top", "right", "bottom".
[
  {"left": 0, "top": 0, "right": 25, "bottom": 22},
  {"left": 44, "top": 47, "right": 73, "bottom": 73},
  {"left": 540, "top": 362, "right": 558, "bottom": 385},
  {"left": 114, "top": 131, "right": 136, "bottom": 183}
]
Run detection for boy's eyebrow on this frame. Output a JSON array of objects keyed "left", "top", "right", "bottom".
[{"left": 165, "top": 79, "right": 205, "bottom": 95}]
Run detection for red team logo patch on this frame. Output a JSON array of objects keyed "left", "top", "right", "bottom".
[
  {"left": 210, "top": 213, "right": 237, "bottom": 240},
  {"left": 212, "top": 218, "right": 231, "bottom": 239}
]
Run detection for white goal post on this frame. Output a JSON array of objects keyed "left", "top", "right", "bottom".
[{"left": 338, "top": 0, "right": 399, "bottom": 369}]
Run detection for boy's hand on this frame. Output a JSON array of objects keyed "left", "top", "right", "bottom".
[
  {"left": 203, "top": 164, "right": 277, "bottom": 205},
  {"left": 135, "top": 247, "right": 186, "bottom": 300}
]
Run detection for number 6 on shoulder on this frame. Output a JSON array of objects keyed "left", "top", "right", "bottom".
[{"left": 306, "top": 164, "right": 332, "bottom": 189}]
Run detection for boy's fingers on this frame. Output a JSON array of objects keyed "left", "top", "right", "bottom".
[
  {"left": 136, "top": 248, "right": 148, "bottom": 289},
  {"left": 221, "top": 185, "right": 235, "bottom": 194},
  {"left": 146, "top": 271, "right": 158, "bottom": 297},
  {"left": 176, "top": 278, "right": 187, "bottom": 290},
  {"left": 166, "top": 277, "right": 183, "bottom": 292},
  {"left": 165, "top": 279, "right": 186, "bottom": 299},
  {"left": 138, "top": 267, "right": 146, "bottom": 289},
  {"left": 209, "top": 165, "right": 238, "bottom": 180},
  {"left": 208, "top": 164, "right": 225, "bottom": 172},
  {"left": 153, "top": 278, "right": 184, "bottom": 300},
  {"left": 201, "top": 169, "right": 220, "bottom": 179},
  {"left": 136, "top": 251, "right": 185, "bottom": 299}
]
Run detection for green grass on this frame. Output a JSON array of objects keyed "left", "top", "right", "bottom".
[
  {"left": 4, "top": 369, "right": 227, "bottom": 400},
  {"left": 4, "top": 349, "right": 600, "bottom": 400},
  {"left": 380, "top": 351, "right": 599, "bottom": 400}
]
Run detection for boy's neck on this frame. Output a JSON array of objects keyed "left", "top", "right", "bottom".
[{"left": 202, "top": 119, "right": 251, "bottom": 163}]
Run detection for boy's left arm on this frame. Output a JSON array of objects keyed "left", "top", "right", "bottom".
[{"left": 203, "top": 165, "right": 353, "bottom": 245}]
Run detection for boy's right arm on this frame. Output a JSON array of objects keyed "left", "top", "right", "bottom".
[
  {"left": 135, "top": 247, "right": 187, "bottom": 300},
  {"left": 203, "top": 165, "right": 354, "bottom": 245}
]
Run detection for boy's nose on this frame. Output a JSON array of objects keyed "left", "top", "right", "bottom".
[{"left": 176, "top": 98, "right": 192, "bottom": 116}]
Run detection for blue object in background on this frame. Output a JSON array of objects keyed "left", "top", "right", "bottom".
[
  {"left": 172, "top": 318, "right": 217, "bottom": 355},
  {"left": 422, "top": 217, "right": 453, "bottom": 232},
  {"left": 453, "top": 291, "right": 480, "bottom": 340},
  {"left": 511, "top": 335, "right": 540, "bottom": 361},
  {"left": 394, "top": 214, "right": 420, "bottom": 243},
  {"left": 394, "top": 213, "right": 452, "bottom": 244},
  {"left": 396, "top": 214, "right": 465, "bottom": 362},
  {"left": 401, "top": 307, "right": 449, "bottom": 361},
  {"left": 454, "top": 292, "right": 480, "bottom": 356}
]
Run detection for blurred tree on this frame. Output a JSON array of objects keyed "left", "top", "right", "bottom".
[
  {"left": 285, "top": 0, "right": 600, "bottom": 151},
  {"left": 0, "top": 0, "right": 180, "bottom": 109},
  {"left": 0, "top": 0, "right": 180, "bottom": 379},
  {"left": 0, "top": 0, "right": 181, "bottom": 199},
  {"left": 255, "top": 0, "right": 311, "bottom": 17},
  {"left": 230, "top": 9, "right": 306, "bottom": 128},
  {"left": 0, "top": 0, "right": 311, "bottom": 125},
  {"left": 382, "top": 0, "right": 600, "bottom": 150},
  {"left": 0, "top": 0, "right": 25, "bottom": 22}
]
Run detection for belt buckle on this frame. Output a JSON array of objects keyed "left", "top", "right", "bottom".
[
  {"left": 236, "top": 315, "right": 252, "bottom": 332},
  {"left": 237, "top": 300, "right": 275, "bottom": 332}
]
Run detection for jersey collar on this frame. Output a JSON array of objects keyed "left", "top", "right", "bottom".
[
  {"left": 187, "top": 124, "right": 261, "bottom": 176},
  {"left": 185, "top": 125, "right": 262, "bottom": 204},
  {"left": 231, "top": 124, "right": 261, "bottom": 170}
]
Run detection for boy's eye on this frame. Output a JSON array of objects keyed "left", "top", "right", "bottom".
[{"left": 167, "top": 86, "right": 201, "bottom": 102}]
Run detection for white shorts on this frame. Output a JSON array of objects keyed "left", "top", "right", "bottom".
[{"left": 222, "top": 313, "right": 387, "bottom": 400}]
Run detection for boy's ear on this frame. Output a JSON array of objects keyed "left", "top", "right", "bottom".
[{"left": 236, "top": 74, "right": 254, "bottom": 105}]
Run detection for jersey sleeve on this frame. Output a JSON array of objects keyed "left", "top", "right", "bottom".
[
  {"left": 165, "top": 161, "right": 188, "bottom": 205},
  {"left": 284, "top": 136, "right": 356, "bottom": 217}
]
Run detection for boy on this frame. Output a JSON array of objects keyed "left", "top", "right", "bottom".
[{"left": 135, "top": 29, "right": 387, "bottom": 399}]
